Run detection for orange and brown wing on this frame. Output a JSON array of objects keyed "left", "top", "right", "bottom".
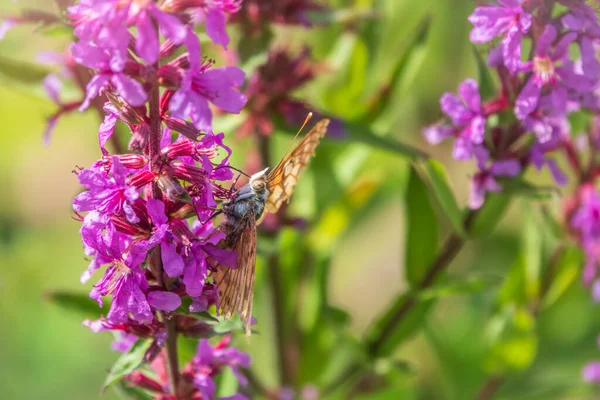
[
  {"left": 266, "top": 118, "right": 329, "bottom": 214},
  {"left": 212, "top": 220, "right": 257, "bottom": 337}
]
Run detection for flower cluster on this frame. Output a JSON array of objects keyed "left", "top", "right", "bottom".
[
  {"left": 121, "top": 335, "right": 250, "bottom": 400},
  {"left": 15, "top": 0, "right": 256, "bottom": 397},
  {"left": 424, "top": 0, "right": 600, "bottom": 208},
  {"left": 424, "top": 0, "right": 600, "bottom": 383}
]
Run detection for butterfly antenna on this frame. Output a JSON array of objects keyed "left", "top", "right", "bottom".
[
  {"left": 213, "top": 165, "right": 251, "bottom": 178},
  {"left": 280, "top": 112, "right": 313, "bottom": 160}
]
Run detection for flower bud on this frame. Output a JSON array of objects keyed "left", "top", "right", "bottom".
[
  {"left": 157, "top": 173, "right": 193, "bottom": 204},
  {"left": 164, "top": 117, "right": 203, "bottom": 141}
]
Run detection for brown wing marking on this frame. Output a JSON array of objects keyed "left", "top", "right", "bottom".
[
  {"left": 266, "top": 118, "right": 329, "bottom": 214},
  {"left": 212, "top": 220, "right": 257, "bottom": 337}
]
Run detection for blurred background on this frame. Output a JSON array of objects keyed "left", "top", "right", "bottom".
[{"left": 1, "top": 1, "right": 600, "bottom": 399}]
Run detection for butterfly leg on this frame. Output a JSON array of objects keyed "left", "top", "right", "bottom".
[
  {"left": 200, "top": 209, "right": 223, "bottom": 225},
  {"left": 228, "top": 173, "right": 243, "bottom": 196}
]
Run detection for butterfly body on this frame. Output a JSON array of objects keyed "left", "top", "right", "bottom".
[
  {"left": 212, "top": 119, "right": 330, "bottom": 336},
  {"left": 221, "top": 168, "right": 269, "bottom": 245}
]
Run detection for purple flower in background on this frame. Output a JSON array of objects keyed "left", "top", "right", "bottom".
[
  {"left": 468, "top": 0, "right": 532, "bottom": 73},
  {"left": 469, "top": 147, "right": 521, "bottom": 209},
  {"left": 169, "top": 63, "right": 248, "bottom": 131},
  {"left": 424, "top": 79, "right": 486, "bottom": 160},
  {"left": 73, "top": 157, "right": 140, "bottom": 223},
  {"left": 562, "top": 3, "right": 600, "bottom": 82},
  {"left": 514, "top": 25, "right": 576, "bottom": 120},
  {"left": 190, "top": 0, "right": 242, "bottom": 49}
]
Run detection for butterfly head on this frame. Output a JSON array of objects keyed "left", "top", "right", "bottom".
[{"left": 249, "top": 167, "right": 270, "bottom": 195}]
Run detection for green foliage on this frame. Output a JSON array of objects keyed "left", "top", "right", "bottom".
[
  {"left": 46, "top": 290, "right": 106, "bottom": 319},
  {"left": 103, "top": 340, "right": 153, "bottom": 390},
  {"left": 405, "top": 167, "right": 438, "bottom": 286}
]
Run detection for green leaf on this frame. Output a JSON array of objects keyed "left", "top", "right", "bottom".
[
  {"left": 0, "top": 56, "right": 51, "bottom": 84},
  {"left": 103, "top": 339, "right": 153, "bottom": 390},
  {"left": 502, "top": 179, "right": 560, "bottom": 200},
  {"left": 211, "top": 317, "right": 246, "bottom": 334},
  {"left": 421, "top": 159, "right": 465, "bottom": 237},
  {"left": 469, "top": 192, "right": 512, "bottom": 238},
  {"left": 45, "top": 290, "right": 106, "bottom": 318},
  {"left": 360, "top": 16, "right": 431, "bottom": 122},
  {"left": 405, "top": 167, "right": 438, "bottom": 285},
  {"left": 113, "top": 381, "right": 154, "bottom": 400},
  {"left": 472, "top": 46, "right": 496, "bottom": 100},
  {"left": 414, "top": 275, "right": 499, "bottom": 302},
  {"left": 523, "top": 206, "right": 543, "bottom": 301},
  {"left": 542, "top": 247, "right": 583, "bottom": 309}
]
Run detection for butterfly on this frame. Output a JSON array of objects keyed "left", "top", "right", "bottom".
[{"left": 211, "top": 117, "right": 330, "bottom": 336}]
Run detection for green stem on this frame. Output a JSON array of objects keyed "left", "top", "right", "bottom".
[{"left": 148, "top": 65, "right": 180, "bottom": 396}]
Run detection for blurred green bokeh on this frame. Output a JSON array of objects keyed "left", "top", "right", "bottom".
[{"left": 1, "top": 1, "right": 600, "bottom": 399}]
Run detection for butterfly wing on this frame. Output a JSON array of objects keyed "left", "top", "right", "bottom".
[
  {"left": 266, "top": 118, "right": 329, "bottom": 214},
  {"left": 212, "top": 219, "right": 257, "bottom": 337}
]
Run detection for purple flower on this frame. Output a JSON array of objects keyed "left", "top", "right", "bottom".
[
  {"left": 468, "top": 0, "right": 532, "bottom": 73},
  {"left": 469, "top": 147, "right": 521, "bottom": 209},
  {"left": 130, "top": 2, "right": 187, "bottom": 64},
  {"left": 147, "top": 291, "right": 182, "bottom": 311},
  {"left": 584, "top": 362, "right": 600, "bottom": 383},
  {"left": 68, "top": 1, "right": 131, "bottom": 53},
  {"left": 514, "top": 25, "right": 577, "bottom": 120},
  {"left": 86, "top": 228, "right": 153, "bottom": 324},
  {"left": 71, "top": 42, "right": 147, "bottom": 110},
  {"left": 73, "top": 157, "right": 140, "bottom": 223},
  {"left": 192, "top": 0, "right": 242, "bottom": 49},
  {"left": 111, "top": 332, "right": 138, "bottom": 352},
  {"left": 562, "top": 4, "right": 600, "bottom": 82},
  {"left": 423, "top": 79, "right": 486, "bottom": 160},
  {"left": 192, "top": 337, "right": 251, "bottom": 398},
  {"left": 169, "top": 62, "right": 247, "bottom": 131},
  {"left": 0, "top": 17, "right": 18, "bottom": 40},
  {"left": 143, "top": 199, "right": 185, "bottom": 278}
]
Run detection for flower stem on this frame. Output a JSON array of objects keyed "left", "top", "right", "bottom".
[{"left": 148, "top": 66, "right": 180, "bottom": 396}]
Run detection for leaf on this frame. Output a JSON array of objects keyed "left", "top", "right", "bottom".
[
  {"left": 103, "top": 339, "right": 153, "bottom": 390},
  {"left": 45, "top": 290, "right": 106, "bottom": 318},
  {"left": 414, "top": 275, "right": 499, "bottom": 302},
  {"left": 360, "top": 16, "right": 431, "bottom": 122},
  {"left": 541, "top": 247, "right": 583, "bottom": 309},
  {"left": 405, "top": 167, "right": 438, "bottom": 286},
  {"left": 211, "top": 317, "right": 246, "bottom": 334},
  {"left": 472, "top": 46, "right": 496, "bottom": 100},
  {"left": 522, "top": 205, "right": 542, "bottom": 301},
  {"left": 0, "top": 56, "right": 51, "bottom": 84},
  {"left": 420, "top": 159, "right": 465, "bottom": 237},
  {"left": 113, "top": 381, "right": 154, "bottom": 400},
  {"left": 501, "top": 179, "right": 560, "bottom": 200},
  {"left": 469, "top": 192, "right": 512, "bottom": 238}
]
